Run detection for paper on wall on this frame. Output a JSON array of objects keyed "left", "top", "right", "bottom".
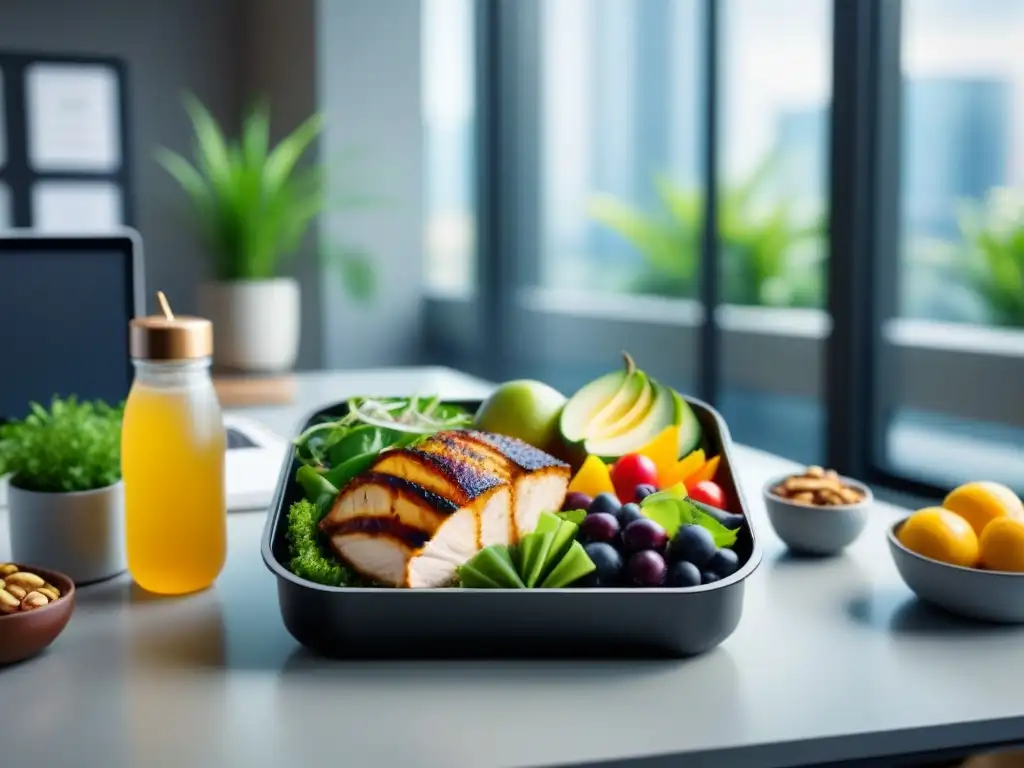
[
  {"left": 25, "top": 63, "right": 121, "bottom": 172},
  {"left": 31, "top": 181, "right": 122, "bottom": 233}
]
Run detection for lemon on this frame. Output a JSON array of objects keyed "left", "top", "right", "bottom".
[
  {"left": 898, "top": 507, "right": 979, "bottom": 568},
  {"left": 978, "top": 517, "right": 1024, "bottom": 572},
  {"left": 943, "top": 481, "right": 1024, "bottom": 537}
]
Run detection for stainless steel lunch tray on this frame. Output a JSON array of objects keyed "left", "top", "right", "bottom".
[{"left": 261, "top": 397, "right": 763, "bottom": 658}]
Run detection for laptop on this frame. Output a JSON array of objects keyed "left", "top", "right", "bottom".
[{"left": 0, "top": 230, "right": 284, "bottom": 512}]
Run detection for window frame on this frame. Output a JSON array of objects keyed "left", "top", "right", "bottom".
[{"left": 422, "top": 0, "right": 1023, "bottom": 499}]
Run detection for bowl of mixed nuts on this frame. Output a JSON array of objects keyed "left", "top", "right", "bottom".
[
  {"left": 0, "top": 562, "right": 76, "bottom": 665},
  {"left": 763, "top": 466, "right": 873, "bottom": 556}
]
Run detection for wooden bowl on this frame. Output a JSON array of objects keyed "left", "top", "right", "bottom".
[{"left": 0, "top": 564, "right": 76, "bottom": 666}]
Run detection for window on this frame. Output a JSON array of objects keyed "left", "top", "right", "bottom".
[
  {"left": 421, "top": 0, "right": 1023, "bottom": 499},
  {"left": 422, "top": 0, "right": 476, "bottom": 297},
  {"left": 873, "top": 0, "right": 1024, "bottom": 493},
  {"left": 717, "top": 0, "right": 832, "bottom": 464},
  {"left": 539, "top": 0, "right": 702, "bottom": 299}
]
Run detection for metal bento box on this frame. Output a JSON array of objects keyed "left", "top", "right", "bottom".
[{"left": 261, "top": 397, "right": 763, "bottom": 658}]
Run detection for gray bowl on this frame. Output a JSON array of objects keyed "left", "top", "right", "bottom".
[
  {"left": 763, "top": 474, "right": 871, "bottom": 556},
  {"left": 888, "top": 518, "right": 1024, "bottom": 624}
]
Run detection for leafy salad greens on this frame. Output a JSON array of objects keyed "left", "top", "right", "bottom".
[
  {"left": 639, "top": 483, "right": 740, "bottom": 547},
  {"left": 285, "top": 396, "right": 473, "bottom": 587}
]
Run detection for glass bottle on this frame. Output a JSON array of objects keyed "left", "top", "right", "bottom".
[{"left": 122, "top": 292, "right": 226, "bottom": 595}]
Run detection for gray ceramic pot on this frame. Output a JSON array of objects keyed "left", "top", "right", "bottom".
[
  {"left": 7, "top": 481, "right": 126, "bottom": 584},
  {"left": 763, "top": 474, "right": 872, "bottom": 556}
]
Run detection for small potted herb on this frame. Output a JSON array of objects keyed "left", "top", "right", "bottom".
[{"left": 0, "top": 397, "right": 126, "bottom": 584}]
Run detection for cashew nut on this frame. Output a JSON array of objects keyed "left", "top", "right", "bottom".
[
  {"left": 37, "top": 586, "right": 60, "bottom": 602},
  {"left": 5, "top": 572, "right": 45, "bottom": 590},
  {"left": 0, "top": 589, "right": 20, "bottom": 614},
  {"left": 0, "top": 563, "right": 17, "bottom": 576},
  {"left": 5, "top": 584, "right": 26, "bottom": 600},
  {"left": 20, "top": 592, "right": 49, "bottom": 611}
]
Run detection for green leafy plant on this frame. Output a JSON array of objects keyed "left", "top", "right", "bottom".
[
  {"left": 589, "top": 153, "right": 825, "bottom": 307},
  {"left": 956, "top": 187, "right": 1024, "bottom": 328},
  {"left": 0, "top": 397, "right": 123, "bottom": 493},
  {"left": 156, "top": 93, "right": 375, "bottom": 299}
]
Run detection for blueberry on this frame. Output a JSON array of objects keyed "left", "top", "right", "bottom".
[
  {"left": 617, "top": 502, "right": 644, "bottom": 527},
  {"left": 708, "top": 547, "right": 740, "bottom": 577},
  {"left": 578, "top": 512, "right": 621, "bottom": 545},
  {"left": 633, "top": 483, "right": 658, "bottom": 502},
  {"left": 626, "top": 550, "right": 667, "bottom": 587},
  {"left": 621, "top": 518, "right": 668, "bottom": 554},
  {"left": 562, "top": 491, "right": 593, "bottom": 512},
  {"left": 701, "top": 570, "right": 722, "bottom": 585},
  {"left": 588, "top": 492, "right": 621, "bottom": 517},
  {"left": 666, "top": 560, "right": 702, "bottom": 588},
  {"left": 668, "top": 524, "right": 717, "bottom": 568},
  {"left": 583, "top": 542, "right": 623, "bottom": 586}
]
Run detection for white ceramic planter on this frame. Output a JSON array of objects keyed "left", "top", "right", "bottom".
[
  {"left": 7, "top": 481, "right": 126, "bottom": 584},
  {"left": 198, "top": 277, "right": 300, "bottom": 372}
]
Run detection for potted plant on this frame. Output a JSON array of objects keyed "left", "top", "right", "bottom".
[
  {"left": 588, "top": 153, "right": 825, "bottom": 308},
  {"left": 957, "top": 187, "right": 1024, "bottom": 328},
  {"left": 156, "top": 94, "right": 374, "bottom": 373},
  {"left": 0, "top": 397, "right": 125, "bottom": 584}
]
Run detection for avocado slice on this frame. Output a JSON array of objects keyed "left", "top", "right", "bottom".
[
  {"left": 584, "top": 381, "right": 677, "bottom": 461},
  {"left": 673, "top": 390, "right": 703, "bottom": 457},
  {"left": 589, "top": 370, "right": 648, "bottom": 436},
  {"left": 559, "top": 353, "right": 637, "bottom": 442},
  {"left": 596, "top": 376, "right": 656, "bottom": 440}
]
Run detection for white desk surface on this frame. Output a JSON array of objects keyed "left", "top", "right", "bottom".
[{"left": 1, "top": 367, "right": 1021, "bottom": 768}]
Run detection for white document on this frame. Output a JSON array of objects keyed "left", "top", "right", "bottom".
[
  {"left": 32, "top": 181, "right": 122, "bottom": 233},
  {"left": 223, "top": 415, "right": 290, "bottom": 512},
  {"left": 25, "top": 63, "right": 121, "bottom": 172},
  {"left": 0, "top": 184, "right": 9, "bottom": 230}
]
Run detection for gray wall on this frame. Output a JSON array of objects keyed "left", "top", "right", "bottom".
[
  {"left": 317, "top": 0, "right": 426, "bottom": 368},
  {"left": 241, "top": 0, "right": 323, "bottom": 370},
  {"left": 0, "top": 0, "right": 345, "bottom": 370},
  {"left": 0, "top": 0, "right": 244, "bottom": 322}
]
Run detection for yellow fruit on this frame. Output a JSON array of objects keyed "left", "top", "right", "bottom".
[
  {"left": 898, "top": 507, "right": 979, "bottom": 568},
  {"left": 978, "top": 517, "right": 1024, "bottom": 572},
  {"left": 567, "top": 455, "right": 615, "bottom": 499},
  {"left": 661, "top": 449, "right": 705, "bottom": 488},
  {"left": 636, "top": 425, "right": 681, "bottom": 482},
  {"left": 684, "top": 455, "right": 722, "bottom": 487},
  {"left": 943, "top": 481, "right": 1024, "bottom": 537}
]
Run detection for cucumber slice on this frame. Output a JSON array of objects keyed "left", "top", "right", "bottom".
[
  {"left": 540, "top": 542, "right": 597, "bottom": 588},
  {"left": 673, "top": 390, "right": 703, "bottom": 457}
]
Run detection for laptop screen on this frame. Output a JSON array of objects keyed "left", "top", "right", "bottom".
[{"left": 0, "top": 237, "right": 137, "bottom": 421}]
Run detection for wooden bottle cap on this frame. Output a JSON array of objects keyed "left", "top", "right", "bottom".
[{"left": 129, "top": 291, "right": 213, "bottom": 361}]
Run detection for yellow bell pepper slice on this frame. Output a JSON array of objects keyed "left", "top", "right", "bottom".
[
  {"left": 660, "top": 448, "right": 705, "bottom": 489},
  {"left": 567, "top": 455, "right": 616, "bottom": 499},
  {"left": 684, "top": 454, "right": 721, "bottom": 487},
  {"left": 636, "top": 425, "right": 681, "bottom": 483}
]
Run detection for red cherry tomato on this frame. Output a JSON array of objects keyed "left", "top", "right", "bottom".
[
  {"left": 610, "top": 453, "right": 659, "bottom": 502},
  {"left": 688, "top": 480, "right": 726, "bottom": 510}
]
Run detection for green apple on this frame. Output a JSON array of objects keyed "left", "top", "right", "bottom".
[{"left": 473, "top": 379, "right": 568, "bottom": 450}]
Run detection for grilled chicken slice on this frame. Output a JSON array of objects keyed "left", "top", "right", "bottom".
[
  {"left": 372, "top": 442, "right": 510, "bottom": 547},
  {"left": 319, "top": 429, "right": 570, "bottom": 588},
  {"left": 452, "top": 430, "right": 571, "bottom": 541},
  {"left": 320, "top": 471, "right": 504, "bottom": 587}
]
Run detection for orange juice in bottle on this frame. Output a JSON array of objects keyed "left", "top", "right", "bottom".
[{"left": 122, "top": 292, "right": 226, "bottom": 595}]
